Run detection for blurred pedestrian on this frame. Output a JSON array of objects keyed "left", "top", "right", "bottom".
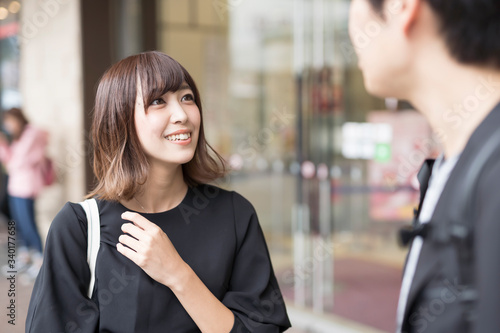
[
  {"left": 0, "top": 108, "right": 48, "bottom": 280},
  {"left": 26, "top": 51, "right": 291, "bottom": 332},
  {"left": 0, "top": 165, "right": 11, "bottom": 221},
  {"left": 349, "top": 0, "right": 500, "bottom": 332}
]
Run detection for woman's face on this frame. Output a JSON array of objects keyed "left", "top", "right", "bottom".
[
  {"left": 134, "top": 82, "right": 201, "bottom": 168},
  {"left": 3, "top": 115, "right": 23, "bottom": 139}
]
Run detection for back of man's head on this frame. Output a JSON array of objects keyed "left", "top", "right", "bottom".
[{"left": 367, "top": 0, "right": 500, "bottom": 68}]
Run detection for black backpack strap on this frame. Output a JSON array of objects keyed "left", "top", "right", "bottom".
[
  {"left": 447, "top": 127, "right": 500, "bottom": 327},
  {"left": 415, "top": 159, "right": 436, "bottom": 222},
  {"left": 399, "top": 159, "right": 435, "bottom": 247}
]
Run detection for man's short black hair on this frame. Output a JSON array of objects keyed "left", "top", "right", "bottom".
[{"left": 368, "top": 0, "right": 500, "bottom": 68}]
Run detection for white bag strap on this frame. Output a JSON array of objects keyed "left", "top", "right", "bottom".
[{"left": 78, "top": 198, "right": 100, "bottom": 299}]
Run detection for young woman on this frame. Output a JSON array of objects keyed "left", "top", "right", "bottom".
[
  {"left": 26, "top": 51, "right": 291, "bottom": 332},
  {"left": 0, "top": 108, "right": 47, "bottom": 280}
]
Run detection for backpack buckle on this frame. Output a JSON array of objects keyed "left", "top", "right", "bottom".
[{"left": 399, "top": 223, "right": 431, "bottom": 247}]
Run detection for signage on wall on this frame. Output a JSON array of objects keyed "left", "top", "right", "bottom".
[
  {"left": 367, "top": 110, "right": 439, "bottom": 222},
  {"left": 341, "top": 122, "right": 393, "bottom": 161}
]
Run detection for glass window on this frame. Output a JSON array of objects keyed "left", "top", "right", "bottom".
[{"left": 156, "top": 1, "right": 435, "bottom": 331}]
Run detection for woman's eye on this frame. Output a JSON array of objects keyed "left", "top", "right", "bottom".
[
  {"left": 181, "top": 94, "right": 194, "bottom": 102},
  {"left": 151, "top": 98, "right": 165, "bottom": 106}
]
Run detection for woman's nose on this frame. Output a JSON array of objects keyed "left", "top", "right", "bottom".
[{"left": 169, "top": 102, "right": 188, "bottom": 124}]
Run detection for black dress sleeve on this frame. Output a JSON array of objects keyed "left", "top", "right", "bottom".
[
  {"left": 26, "top": 202, "right": 99, "bottom": 333},
  {"left": 223, "top": 192, "right": 291, "bottom": 333}
]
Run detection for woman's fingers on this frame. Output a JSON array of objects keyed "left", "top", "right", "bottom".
[
  {"left": 116, "top": 242, "right": 141, "bottom": 264},
  {"left": 120, "top": 222, "right": 147, "bottom": 239},
  {"left": 118, "top": 234, "right": 140, "bottom": 252},
  {"left": 119, "top": 212, "right": 164, "bottom": 261},
  {"left": 122, "top": 211, "right": 157, "bottom": 232}
]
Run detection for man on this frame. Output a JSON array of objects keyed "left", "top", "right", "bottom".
[{"left": 349, "top": 0, "right": 500, "bottom": 332}]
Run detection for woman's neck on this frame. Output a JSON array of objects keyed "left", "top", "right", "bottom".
[{"left": 125, "top": 163, "right": 188, "bottom": 214}]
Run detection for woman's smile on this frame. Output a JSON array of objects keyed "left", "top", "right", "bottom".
[{"left": 164, "top": 129, "right": 192, "bottom": 145}]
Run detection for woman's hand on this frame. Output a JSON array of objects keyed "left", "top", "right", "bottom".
[
  {"left": 117, "top": 212, "right": 188, "bottom": 289},
  {"left": 117, "top": 212, "right": 234, "bottom": 332}
]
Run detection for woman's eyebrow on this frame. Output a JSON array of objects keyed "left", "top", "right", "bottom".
[{"left": 179, "top": 84, "right": 192, "bottom": 91}]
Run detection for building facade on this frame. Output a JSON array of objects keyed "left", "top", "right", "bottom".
[{"left": 0, "top": 0, "right": 438, "bottom": 331}]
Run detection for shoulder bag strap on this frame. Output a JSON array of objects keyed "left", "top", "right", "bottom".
[{"left": 78, "top": 198, "right": 100, "bottom": 299}]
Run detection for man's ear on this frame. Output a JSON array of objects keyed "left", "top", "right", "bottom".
[{"left": 398, "top": 0, "right": 422, "bottom": 36}]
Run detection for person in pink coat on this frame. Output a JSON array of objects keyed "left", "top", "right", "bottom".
[{"left": 0, "top": 108, "right": 48, "bottom": 279}]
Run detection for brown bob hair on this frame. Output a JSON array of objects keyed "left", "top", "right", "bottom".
[
  {"left": 4, "top": 107, "right": 29, "bottom": 127},
  {"left": 87, "top": 51, "right": 226, "bottom": 201}
]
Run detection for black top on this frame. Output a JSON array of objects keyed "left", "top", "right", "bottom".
[{"left": 26, "top": 185, "right": 291, "bottom": 332}]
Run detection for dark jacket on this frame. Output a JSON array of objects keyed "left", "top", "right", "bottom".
[{"left": 402, "top": 102, "right": 500, "bottom": 333}]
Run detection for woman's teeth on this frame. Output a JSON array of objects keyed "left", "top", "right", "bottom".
[{"left": 166, "top": 133, "right": 191, "bottom": 141}]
